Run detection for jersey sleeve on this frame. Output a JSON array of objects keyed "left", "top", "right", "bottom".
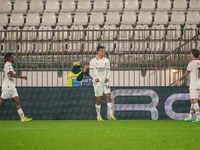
[
  {"left": 106, "top": 59, "right": 111, "bottom": 79},
  {"left": 89, "top": 59, "right": 94, "bottom": 70},
  {"left": 106, "top": 59, "right": 111, "bottom": 70},
  {"left": 187, "top": 62, "right": 192, "bottom": 72},
  {"left": 89, "top": 59, "right": 96, "bottom": 79},
  {"left": 5, "top": 64, "right": 14, "bottom": 74}
]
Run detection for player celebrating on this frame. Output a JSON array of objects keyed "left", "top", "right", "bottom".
[
  {"left": 0, "top": 53, "right": 32, "bottom": 122},
  {"left": 89, "top": 46, "right": 116, "bottom": 121},
  {"left": 175, "top": 49, "right": 200, "bottom": 122}
]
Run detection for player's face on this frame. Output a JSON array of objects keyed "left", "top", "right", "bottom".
[
  {"left": 9, "top": 55, "right": 15, "bottom": 63},
  {"left": 97, "top": 48, "right": 105, "bottom": 57}
]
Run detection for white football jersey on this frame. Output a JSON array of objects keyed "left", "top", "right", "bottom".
[
  {"left": 2, "top": 61, "right": 16, "bottom": 90},
  {"left": 187, "top": 59, "right": 200, "bottom": 88},
  {"left": 89, "top": 56, "right": 110, "bottom": 83}
]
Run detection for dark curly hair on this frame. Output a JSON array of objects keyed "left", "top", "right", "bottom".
[{"left": 4, "top": 52, "right": 13, "bottom": 63}]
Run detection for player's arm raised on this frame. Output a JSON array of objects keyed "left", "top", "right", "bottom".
[
  {"left": 8, "top": 72, "right": 27, "bottom": 80},
  {"left": 175, "top": 71, "right": 190, "bottom": 85}
]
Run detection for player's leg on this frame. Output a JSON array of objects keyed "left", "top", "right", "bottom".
[
  {"left": 94, "top": 85, "right": 103, "bottom": 121},
  {"left": 12, "top": 96, "right": 32, "bottom": 122},
  {"left": 104, "top": 85, "right": 116, "bottom": 120},
  {"left": 184, "top": 99, "right": 194, "bottom": 122},
  {"left": 192, "top": 98, "right": 200, "bottom": 122},
  {"left": 105, "top": 93, "right": 116, "bottom": 120},
  {"left": 0, "top": 97, "right": 6, "bottom": 108}
]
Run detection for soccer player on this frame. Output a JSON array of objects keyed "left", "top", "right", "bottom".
[
  {"left": 0, "top": 53, "right": 32, "bottom": 122},
  {"left": 175, "top": 49, "right": 200, "bottom": 122},
  {"left": 89, "top": 46, "right": 116, "bottom": 121}
]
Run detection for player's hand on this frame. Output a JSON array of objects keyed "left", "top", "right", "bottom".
[
  {"left": 175, "top": 80, "right": 180, "bottom": 86},
  {"left": 83, "top": 64, "right": 89, "bottom": 73},
  {"left": 105, "top": 78, "right": 109, "bottom": 83},
  {"left": 22, "top": 76, "right": 27, "bottom": 80},
  {"left": 95, "top": 78, "right": 99, "bottom": 82}
]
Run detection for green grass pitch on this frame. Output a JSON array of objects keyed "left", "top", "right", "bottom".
[{"left": 0, "top": 120, "right": 200, "bottom": 150}]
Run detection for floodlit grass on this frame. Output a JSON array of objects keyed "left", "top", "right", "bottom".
[{"left": 0, "top": 120, "right": 199, "bottom": 150}]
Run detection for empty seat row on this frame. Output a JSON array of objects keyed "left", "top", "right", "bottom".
[
  {"left": 0, "top": 11, "right": 199, "bottom": 27},
  {"left": 0, "top": 25, "right": 198, "bottom": 41},
  {"left": 0, "top": 0, "right": 200, "bottom": 13}
]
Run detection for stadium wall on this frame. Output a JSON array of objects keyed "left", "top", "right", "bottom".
[
  {"left": 0, "top": 70, "right": 183, "bottom": 87},
  {"left": 0, "top": 87, "right": 197, "bottom": 120}
]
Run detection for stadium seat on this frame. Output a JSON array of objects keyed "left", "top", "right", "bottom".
[
  {"left": 153, "top": 11, "right": 168, "bottom": 25},
  {"left": 0, "top": 0, "right": 11, "bottom": 13},
  {"left": 105, "top": 12, "right": 120, "bottom": 25},
  {"left": 44, "top": 0, "right": 59, "bottom": 13},
  {"left": 5, "top": 27, "right": 20, "bottom": 51},
  {"left": 57, "top": 13, "right": 72, "bottom": 26},
  {"left": 22, "top": 26, "right": 37, "bottom": 40},
  {"left": 156, "top": 0, "right": 171, "bottom": 11},
  {"left": 108, "top": 0, "right": 123, "bottom": 12},
  {"left": 189, "top": 0, "right": 200, "bottom": 11},
  {"left": 141, "top": 0, "right": 155, "bottom": 11},
  {"left": 86, "top": 25, "right": 101, "bottom": 40},
  {"left": 121, "top": 11, "right": 136, "bottom": 25},
  {"left": 22, "top": 26, "right": 36, "bottom": 53},
  {"left": 77, "top": 0, "right": 91, "bottom": 12},
  {"left": 93, "top": 0, "right": 107, "bottom": 12},
  {"left": 13, "top": 0, "right": 27, "bottom": 13},
  {"left": 173, "top": 0, "right": 187, "bottom": 11},
  {"left": 25, "top": 13, "right": 40, "bottom": 26},
  {"left": 170, "top": 11, "right": 185, "bottom": 25},
  {"left": 101, "top": 42, "right": 115, "bottom": 51},
  {"left": 186, "top": 11, "right": 200, "bottom": 25},
  {"left": 119, "top": 25, "right": 133, "bottom": 39},
  {"left": 151, "top": 25, "right": 165, "bottom": 39},
  {"left": 60, "top": 0, "right": 75, "bottom": 12},
  {"left": 0, "top": 26, "right": 5, "bottom": 40},
  {"left": 69, "top": 25, "right": 84, "bottom": 40},
  {"left": 135, "top": 25, "right": 150, "bottom": 39},
  {"left": 150, "top": 25, "right": 165, "bottom": 50},
  {"left": 36, "top": 26, "right": 52, "bottom": 53},
  {"left": 137, "top": 12, "right": 152, "bottom": 25},
  {"left": 167, "top": 25, "right": 181, "bottom": 39},
  {"left": 0, "top": 13, "right": 8, "bottom": 27},
  {"left": 38, "top": 26, "right": 53, "bottom": 40},
  {"left": 73, "top": 13, "right": 88, "bottom": 26},
  {"left": 183, "top": 25, "right": 197, "bottom": 39},
  {"left": 29, "top": 0, "right": 44, "bottom": 13},
  {"left": 124, "top": 0, "right": 139, "bottom": 11},
  {"left": 102, "top": 25, "right": 117, "bottom": 40},
  {"left": 89, "top": 12, "right": 104, "bottom": 25},
  {"left": 53, "top": 26, "right": 68, "bottom": 52},
  {"left": 41, "top": 13, "right": 56, "bottom": 26},
  {"left": 118, "top": 25, "right": 133, "bottom": 52},
  {"left": 9, "top": 13, "right": 24, "bottom": 26},
  {"left": 54, "top": 26, "right": 68, "bottom": 40},
  {"left": 83, "top": 42, "right": 98, "bottom": 52},
  {"left": 134, "top": 25, "right": 149, "bottom": 51}
]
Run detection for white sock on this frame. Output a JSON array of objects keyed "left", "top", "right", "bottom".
[
  {"left": 107, "top": 103, "right": 113, "bottom": 116},
  {"left": 194, "top": 103, "right": 200, "bottom": 119},
  {"left": 17, "top": 108, "right": 25, "bottom": 118},
  {"left": 95, "top": 104, "right": 101, "bottom": 117},
  {"left": 189, "top": 104, "right": 194, "bottom": 118}
]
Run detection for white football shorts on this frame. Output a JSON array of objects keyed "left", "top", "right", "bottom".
[
  {"left": 189, "top": 88, "right": 200, "bottom": 99},
  {"left": 1, "top": 87, "right": 19, "bottom": 99},
  {"left": 93, "top": 82, "right": 111, "bottom": 97}
]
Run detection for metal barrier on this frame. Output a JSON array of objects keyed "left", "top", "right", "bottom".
[{"left": 0, "top": 28, "right": 199, "bottom": 86}]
